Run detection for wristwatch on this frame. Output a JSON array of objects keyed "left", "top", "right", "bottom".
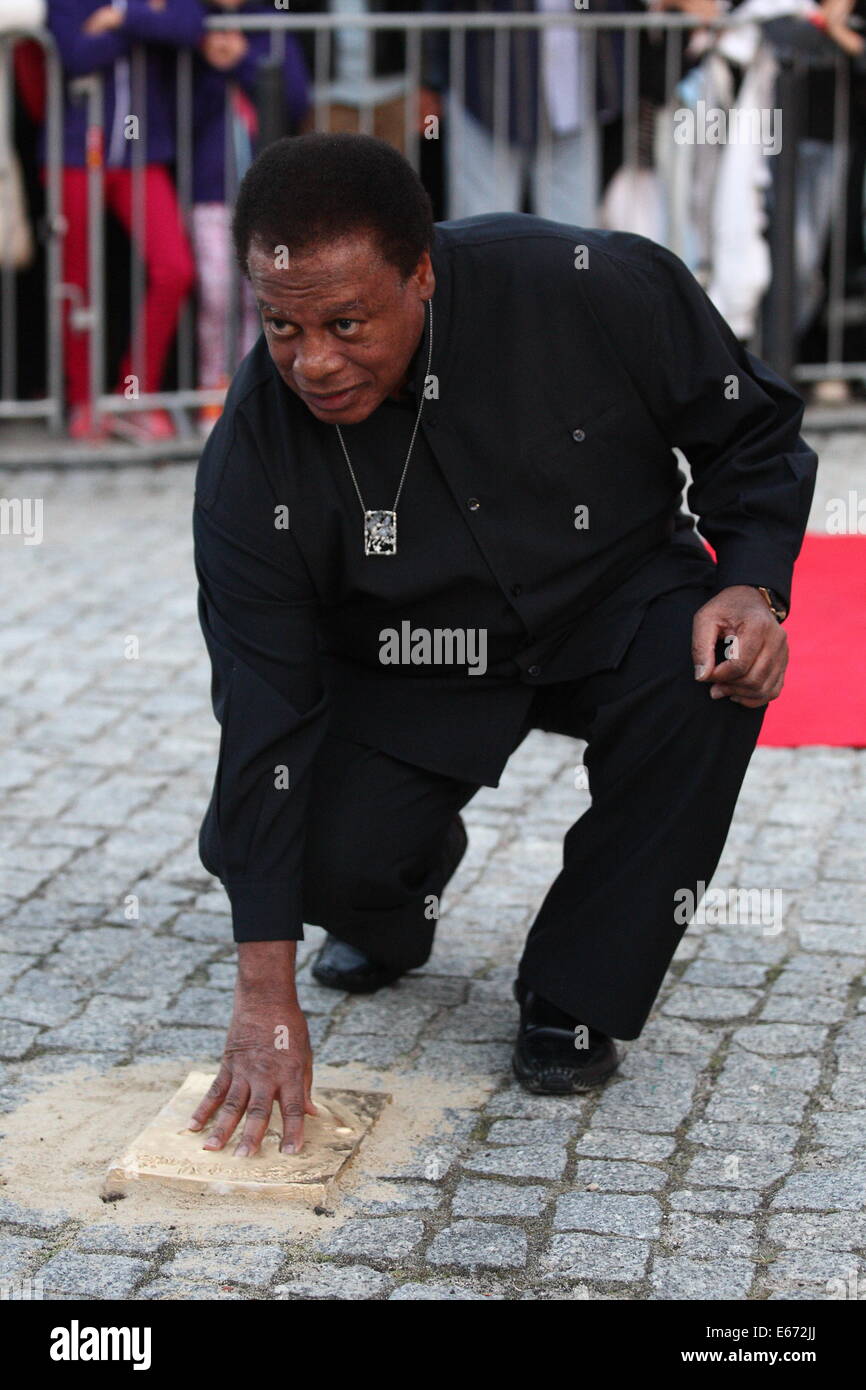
[{"left": 756, "top": 586, "right": 788, "bottom": 622}]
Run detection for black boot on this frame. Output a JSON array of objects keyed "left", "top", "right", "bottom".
[
  {"left": 312, "top": 815, "right": 469, "bottom": 993},
  {"left": 512, "top": 978, "right": 619, "bottom": 1094}
]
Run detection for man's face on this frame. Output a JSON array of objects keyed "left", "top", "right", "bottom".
[{"left": 246, "top": 233, "right": 435, "bottom": 425}]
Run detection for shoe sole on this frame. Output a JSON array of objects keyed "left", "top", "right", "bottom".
[
  {"left": 511, "top": 1051, "right": 620, "bottom": 1095},
  {"left": 311, "top": 961, "right": 405, "bottom": 994}
]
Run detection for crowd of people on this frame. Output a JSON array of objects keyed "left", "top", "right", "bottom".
[{"left": 1, "top": 0, "right": 865, "bottom": 442}]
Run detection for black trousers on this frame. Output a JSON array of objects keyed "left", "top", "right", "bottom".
[{"left": 301, "top": 581, "right": 765, "bottom": 1040}]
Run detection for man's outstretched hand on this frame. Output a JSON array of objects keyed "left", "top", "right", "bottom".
[
  {"left": 692, "top": 585, "right": 789, "bottom": 708},
  {"left": 188, "top": 941, "right": 317, "bottom": 1157}
]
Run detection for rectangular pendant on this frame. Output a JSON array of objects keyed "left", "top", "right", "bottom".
[{"left": 364, "top": 509, "right": 397, "bottom": 555}]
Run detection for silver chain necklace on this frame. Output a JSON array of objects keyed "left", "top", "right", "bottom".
[{"left": 334, "top": 298, "right": 433, "bottom": 556}]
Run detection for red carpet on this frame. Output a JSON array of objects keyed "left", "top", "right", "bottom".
[{"left": 757, "top": 534, "right": 866, "bottom": 747}]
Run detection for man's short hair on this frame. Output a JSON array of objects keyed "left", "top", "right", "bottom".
[{"left": 232, "top": 132, "right": 434, "bottom": 281}]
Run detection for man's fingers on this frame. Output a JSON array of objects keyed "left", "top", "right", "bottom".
[
  {"left": 279, "top": 1083, "right": 307, "bottom": 1155},
  {"left": 710, "top": 640, "right": 788, "bottom": 703},
  {"left": 691, "top": 609, "right": 722, "bottom": 680},
  {"left": 202, "top": 1079, "right": 250, "bottom": 1150},
  {"left": 234, "top": 1091, "right": 278, "bottom": 1158},
  {"left": 188, "top": 1064, "right": 232, "bottom": 1132}
]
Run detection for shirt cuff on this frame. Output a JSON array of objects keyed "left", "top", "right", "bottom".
[
  {"left": 711, "top": 543, "right": 796, "bottom": 615},
  {"left": 225, "top": 877, "right": 306, "bottom": 943}
]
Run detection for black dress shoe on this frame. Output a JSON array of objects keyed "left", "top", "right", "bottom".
[
  {"left": 312, "top": 816, "right": 470, "bottom": 993},
  {"left": 311, "top": 935, "right": 405, "bottom": 994},
  {"left": 511, "top": 978, "right": 619, "bottom": 1094}
]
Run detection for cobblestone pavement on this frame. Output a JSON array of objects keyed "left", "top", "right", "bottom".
[{"left": 0, "top": 433, "right": 864, "bottom": 1302}]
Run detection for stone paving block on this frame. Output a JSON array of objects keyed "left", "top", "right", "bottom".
[
  {"left": 542, "top": 1232, "right": 649, "bottom": 1283},
  {"left": 759, "top": 994, "right": 845, "bottom": 1025},
  {"left": 0, "top": 955, "right": 39, "bottom": 991},
  {"left": 687, "top": 1120, "right": 799, "bottom": 1152},
  {"left": 767, "top": 1211, "right": 866, "bottom": 1252},
  {"left": 317, "top": 1034, "right": 409, "bottom": 1068},
  {"left": 425, "top": 1003, "right": 515, "bottom": 1042},
  {"left": 452, "top": 1179, "right": 549, "bottom": 1219},
  {"left": 797, "top": 923, "right": 866, "bottom": 954},
  {"left": 160, "top": 987, "right": 232, "bottom": 1029},
  {"left": 484, "top": 1117, "right": 580, "bottom": 1146},
  {"left": 203, "top": 962, "right": 239, "bottom": 991},
  {"left": 684, "top": 1150, "right": 795, "bottom": 1189},
  {"left": 716, "top": 1052, "right": 821, "bottom": 1092},
  {"left": 596, "top": 1079, "right": 694, "bottom": 1114},
  {"left": 338, "top": 995, "right": 439, "bottom": 1040},
  {"left": 274, "top": 1264, "right": 393, "bottom": 1299},
  {"left": 812, "top": 1111, "right": 866, "bottom": 1157},
  {"left": 668, "top": 1189, "right": 760, "bottom": 1215},
  {"left": 73, "top": 1224, "right": 170, "bottom": 1255},
  {"left": 135, "top": 1277, "right": 246, "bottom": 1300},
  {"left": 632, "top": 1016, "right": 720, "bottom": 1054},
  {"left": 770, "top": 953, "right": 863, "bottom": 994},
  {"left": 661, "top": 986, "right": 762, "bottom": 1021},
  {"left": 389, "top": 1280, "right": 506, "bottom": 1300},
  {"left": 317, "top": 1217, "right": 426, "bottom": 1260},
  {"left": 133, "top": 1025, "right": 227, "bottom": 1059},
  {"left": 834, "top": 1018, "right": 866, "bottom": 1070},
  {"left": 590, "top": 1101, "right": 680, "bottom": 1134},
  {"left": 617, "top": 1051, "right": 700, "bottom": 1085},
  {"left": 482, "top": 1087, "right": 589, "bottom": 1120},
  {"left": 0, "top": 1018, "right": 41, "bottom": 1058},
  {"left": 572, "top": 1160, "right": 666, "bottom": 1193},
  {"left": 426, "top": 1220, "right": 527, "bottom": 1270},
  {"left": 345, "top": 1183, "right": 443, "bottom": 1215},
  {"left": 0, "top": 1197, "right": 70, "bottom": 1229},
  {"left": 702, "top": 1090, "right": 808, "bottom": 1126},
  {"left": 650, "top": 1255, "right": 754, "bottom": 1300},
  {"left": 681, "top": 960, "right": 769, "bottom": 988},
  {"left": 0, "top": 1234, "right": 47, "bottom": 1282},
  {"left": 412, "top": 1041, "right": 512, "bottom": 1077},
  {"left": 573, "top": 1129, "right": 676, "bottom": 1162},
  {"left": 0, "top": 971, "right": 82, "bottom": 1027},
  {"left": 168, "top": 912, "right": 230, "bottom": 943},
  {"left": 40, "top": 994, "right": 154, "bottom": 1052},
  {"left": 798, "top": 883, "right": 864, "bottom": 924},
  {"left": 771, "top": 1164, "right": 866, "bottom": 1212},
  {"left": 101, "top": 938, "right": 214, "bottom": 1000},
  {"left": 554, "top": 1193, "right": 662, "bottom": 1239},
  {"left": 48, "top": 928, "right": 134, "bottom": 985},
  {"left": 38, "top": 1252, "right": 152, "bottom": 1298},
  {"left": 161, "top": 1245, "right": 285, "bottom": 1287},
  {"left": 701, "top": 935, "right": 787, "bottom": 965},
  {"left": 732, "top": 1023, "right": 829, "bottom": 1056},
  {"left": 665, "top": 1213, "right": 755, "bottom": 1259},
  {"left": 463, "top": 1144, "right": 568, "bottom": 1180},
  {"left": 829, "top": 1071, "right": 866, "bottom": 1108},
  {"left": 763, "top": 1249, "right": 856, "bottom": 1296}
]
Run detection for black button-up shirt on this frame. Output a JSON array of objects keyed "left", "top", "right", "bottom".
[{"left": 193, "top": 213, "right": 818, "bottom": 943}]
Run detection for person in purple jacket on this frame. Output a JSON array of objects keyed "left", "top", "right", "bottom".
[
  {"left": 191, "top": 1, "right": 309, "bottom": 435},
  {"left": 49, "top": 0, "right": 204, "bottom": 441}
]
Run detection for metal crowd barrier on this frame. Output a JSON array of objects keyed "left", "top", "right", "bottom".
[{"left": 0, "top": 11, "right": 862, "bottom": 465}]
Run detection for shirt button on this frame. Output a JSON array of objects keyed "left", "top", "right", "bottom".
[
  {"left": 467, "top": 497, "right": 480, "bottom": 511},
  {"left": 510, "top": 583, "right": 522, "bottom": 596},
  {"left": 426, "top": 414, "right": 437, "bottom": 427},
  {"left": 528, "top": 664, "right": 541, "bottom": 677},
  {"left": 572, "top": 428, "right": 586, "bottom": 442}
]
